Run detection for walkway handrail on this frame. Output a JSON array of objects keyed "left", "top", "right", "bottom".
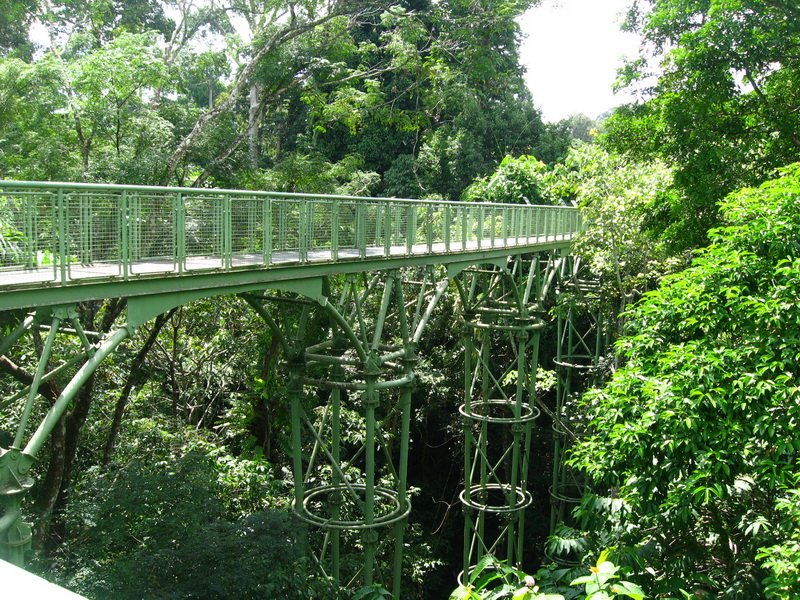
[{"left": 0, "top": 181, "right": 579, "bottom": 290}]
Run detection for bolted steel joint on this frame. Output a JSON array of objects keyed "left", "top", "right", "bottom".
[{"left": 362, "top": 529, "right": 379, "bottom": 546}]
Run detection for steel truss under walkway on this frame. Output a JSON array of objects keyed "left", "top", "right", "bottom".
[{"left": 0, "top": 181, "right": 592, "bottom": 596}]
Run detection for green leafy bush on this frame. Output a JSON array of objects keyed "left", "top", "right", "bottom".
[
  {"left": 54, "top": 452, "right": 326, "bottom": 599},
  {"left": 569, "top": 163, "right": 800, "bottom": 596},
  {"left": 449, "top": 551, "right": 645, "bottom": 600},
  {"left": 462, "top": 155, "right": 554, "bottom": 205}
]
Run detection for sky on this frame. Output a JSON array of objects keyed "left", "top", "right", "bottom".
[{"left": 517, "top": 0, "right": 642, "bottom": 122}]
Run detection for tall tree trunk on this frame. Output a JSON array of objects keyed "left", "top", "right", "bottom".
[
  {"left": 248, "top": 82, "right": 263, "bottom": 170},
  {"left": 101, "top": 310, "right": 175, "bottom": 466}
]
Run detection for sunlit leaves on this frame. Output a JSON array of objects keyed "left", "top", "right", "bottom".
[
  {"left": 606, "top": 0, "right": 800, "bottom": 250},
  {"left": 570, "top": 163, "right": 800, "bottom": 595}
]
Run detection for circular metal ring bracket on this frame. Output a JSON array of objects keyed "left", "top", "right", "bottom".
[
  {"left": 459, "top": 399, "right": 540, "bottom": 424},
  {"left": 293, "top": 484, "right": 410, "bottom": 530},
  {"left": 459, "top": 483, "right": 533, "bottom": 514}
]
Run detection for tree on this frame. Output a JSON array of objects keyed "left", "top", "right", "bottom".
[
  {"left": 553, "top": 143, "right": 679, "bottom": 320},
  {"left": 54, "top": 452, "right": 324, "bottom": 600},
  {"left": 605, "top": 0, "right": 800, "bottom": 250},
  {"left": 461, "top": 154, "right": 555, "bottom": 205},
  {"left": 569, "top": 163, "right": 800, "bottom": 597},
  {"left": 0, "top": 0, "right": 37, "bottom": 57}
]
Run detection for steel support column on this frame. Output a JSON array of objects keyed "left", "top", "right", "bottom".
[
  {"left": 243, "top": 268, "right": 448, "bottom": 597},
  {"left": 548, "top": 256, "right": 607, "bottom": 564},
  {"left": 454, "top": 255, "right": 556, "bottom": 578}
]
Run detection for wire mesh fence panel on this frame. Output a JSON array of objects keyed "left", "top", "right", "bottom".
[
  {"left": 373, "top": 202, "right": 387, "bottom": 252},
  {"left": 460, "top": 204, "right": 477, "bottom": 246},
  {"left": 401, "top": 203, "right": 413, "bottom": 248},
  {"left": 230, "top": 196, "right": 265, "bottom": 267},
  {"left": 309, "top": 200, "right": 333, "bottom": 258},
  {"left": 130, "top": 192, "right": 177, "bottom": 275},
  {"left": 447, "top": 204, "right": 466, "bottom": 251},
  {"left": 0, "top": 190, "right": 56, "bottom": 284},
  {"left": 363, "top": 202, "right": 380, "bottom": 253},
  {"left": 531, "top": 207, "right": 543, "bottom": 239},
  {"left": 65, "top": 191, "right": 121, "bottom": 279},
  {"left": 183, "top": 194, "right": 224, "bottom": 270},
  {"left": 271, "top": 198, "right": 300, "bottom": 255},
  {"left": 336, "top": 201, "right": 358, "bottom": 253}
]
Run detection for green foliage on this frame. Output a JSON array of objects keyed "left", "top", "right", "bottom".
[
  {"left": 605, "top": 0, "right": 800, "bottom": 250},
  {"left": 449, "top": 554, "right": 563, "bottom": 600},
  {"left": 556, "top": 143, "right": 681, "bottom": 313},
  {"left": 0, "top": 0, "right": 36, "bottom": 57},
  {"left": 757, "top": 483, "right": 800, "bottom": 599},
  {"left": 472, "top": 144, "right": 681, "bottom": 321},
  {"left": 450, "top": 552, "right": 648, "bottom": 600},
  {"left": 569, "top": 163, "right": 800, "bottom": 596},
  {"left": 462, "top": 155, "right": 555, "bottom": 205},
  {"left": 54, "top": 452, "right": 322, "bottom": 600},
  {"left": 569, "top": 550, "right": 645, "bottom": 600},
  {"left": 245, "top": 151, "right": 380, "bottom": 195}
]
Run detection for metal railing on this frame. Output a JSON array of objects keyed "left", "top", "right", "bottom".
[{"left": 0, "top": 181, "right": 579, "bottom": 288}]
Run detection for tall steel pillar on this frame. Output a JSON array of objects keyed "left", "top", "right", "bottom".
[
  {"left": 454, "top": 255, "right": 557, "bottom": 578},
  {"left": 243, "top": 268, "right": 449, "bottom": 597},
  {"left": 548, "top": 256, "right": 607, "bottom": 564}
]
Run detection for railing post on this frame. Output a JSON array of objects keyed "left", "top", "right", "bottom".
[
  {"left": 426, "top": 204, "right": 434, "bottom": 253},
  {"left": 461, "top": 206, "right": 468, "bottom": 250},
  {"left": 263, "top": 197, "right": 272, "bottom": 265},
  {"left": 543, "top": 209, "right": 549, "bottom": 241},
  {"left": 357, "top": 201, "right": 366, "bottom": 259},
  {"left": 175, "top": 192, "right": 185, "bottom": 274},
  {"left": 278, "top": 199, "right": 286, "bottom": 251},
  {"left": 129, "top": 193, "right": 140, "bottom": 263},
  {"left": 490, "top": 206, "right": 496, "bottom": 248},
  {"left": 299, "top": 200, "right": 310, "bottom": 263},
  {"left": 374, "top": 203, "right": 382, "bottom": 248},
  {"left": 444, "top": 204, "right": 451, "bottom": 252},
  {"left": 332, "top": 199, "right": 340, "bottom": 262},
  {"left": 527, "top": 206, "right": 533, "bottom": 242},
  {"left": 500, "top": 206, "right": 513, "bottom": 246},
  {"left": 406, "top": 204, "right": 416, "bottom": 255},
  {"left": 477, "top": 205, "right": 484, "bottom": 249},
  {"left": 22, "top": 194, "right": 35, "bottom": 269},
  {"left": 555, "top": 208, "right": 561, "bottom": 240},
  {"left": 121, "top": 191, "right": 130, "bottom": 280},
  {"left": 79, "top": 193, "right": 90, "bottom": 266},
  {"left": 384, "top": 201, "right": 392, "bottom": 257},
  {"left": 222, "top": 195, "right": 232, "bottom": 269},
  {"left": 57, "top": 187, "right": 67, "bottom": 284}
]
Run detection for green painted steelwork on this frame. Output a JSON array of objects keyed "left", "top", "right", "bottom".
[
  {"left": 0, "top": 181, "right": 579, "bottom": 311},
  {"left": 455, "top": 255, "right": 560, "bottom": 578},
  {"left": 0, "top": 180, "right": 586, "bottom": 593},
  {"left": 241, "top": 269, "right": 448, "bottom": 595},
  {"left": 548, "top": 256, "right": 608, "bottom": 565}
]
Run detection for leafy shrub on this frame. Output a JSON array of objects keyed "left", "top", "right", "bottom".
[
  {"left": 462, "top": 155, "right": 555, "bottom": 205},
  {"left": 54, "top": 452, "right": 325, "bottom": 599},
  {"left": 449, "top": 551, "right": 645, "bottom": 600},
  {"left": 569, "top": 163, "right": 800, "bottom": 596}
]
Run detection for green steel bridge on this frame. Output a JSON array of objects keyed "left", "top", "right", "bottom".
[{"left": 0, "top": 181, "right": 602, "bottom": 596}]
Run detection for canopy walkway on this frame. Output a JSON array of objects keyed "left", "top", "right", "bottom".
[
  {"left": 0, "top": 181, "right": 600, "bottom": 598},
  {"left": 0, "top": 181, "right": 578, "bottom": 310}
]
